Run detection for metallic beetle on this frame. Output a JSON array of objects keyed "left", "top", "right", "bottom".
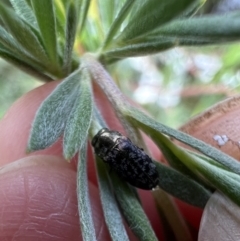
[{"left": 91, "top": 128, "right": 159, "bottom": 190}]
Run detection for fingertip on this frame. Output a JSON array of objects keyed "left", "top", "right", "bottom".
[{"left": 0, "top": 155, "right": 111, "bottom": 241}]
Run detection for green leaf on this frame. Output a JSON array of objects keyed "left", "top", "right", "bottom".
[
  {"left": 101, "top": 2, "right": 240, "bottom": 61},
  {"left": 150, "top": 13, "right": 240, "bottom": 43},
  {"left": 31, "top": 0, "right": 58, "bottom": 65},
  {"left": 0, "top": 46, "right": 52, "bottom": 81},
  {"left": 28, "top": 68, "right": 81, "bottom": 151},
  {"left": 153, "top": 133, "right": 199, "bottom": 178},
  {"left": 124, "top": 106, "right": 240, "bottom": 175},
  {"left": 91, "top": 106, "right": 108, "bottom": 136},
  {"left": 181, "top": 0, "right": 205, "bottom": 18},
  {"left": 186, "top": 154, "right": 240, "bottom": 207},
  {"left": 101, "top": 34, "right": 215, "bottom": 62},
  {"left": 63, "top": 1, "right": 78, "bottom": 75},
  {"left": 98, "top": 0, "right": 116, "bottom": 32},
  {"left": 96, "top": 157, "right": 130, "bottom": 241},
  {"left": 80, "top": 18, "right": 102, "bottom": 52},
  {"left": 53, "top": 0, "right": 67, "bottom": 40},
  {"left": 83, "top": 54, "right": 127, "bottom": 109},
  {"left": 118, "top": 0, "right": 196, "bottom": 42},
  {"left": 101, "top": 38, "right": 173, "bottom": 63},
  {"left": 188, "top": 150, "right": 228, "bottom": 171},
  {"left": 78, "top": 0, "right": 91, "bottom": 34},
  {"left": 0, "top": 26, "right": 47, "bottom": 71},
  {"left": 110, "top": 173, "right": 158, "bottom": 241},
  {"left": 0, "top": 2, "right": 49, "bottom": 64},
  {"left": 63, "top": 69, "right": 93, "bottom": 159},
  {"left": 98, "top": 0, "right": 128, "bottom": 36},
  {"left": 101, "top": 0, "right": 136, "bottom": 50},
  {"left": 155, "top": 162, "right": 210, "bottom": 208},
  {"left": 77, "top": 143, "right": 97, "bottom": 241},
  {"left": 54, "top": 0, "right": 66, "bottom": 22},
  {"left": 98, "top": 0, "right": 115, "bottom": 33},
  {"left": 9, "top": 0, "right": 37, "bottom": 29}
]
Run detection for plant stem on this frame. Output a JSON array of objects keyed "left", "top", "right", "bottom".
[{"left": 83, "top": 54, "right": 128, "bottom": 109}]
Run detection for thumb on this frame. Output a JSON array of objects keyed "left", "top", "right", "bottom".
[{"left": 0, "top": 155, "right": 112, "bottom": 241}]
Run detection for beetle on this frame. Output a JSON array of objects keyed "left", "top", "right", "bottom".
[{"left": 91, "top": 128, "right": 159, "bottom": 190}]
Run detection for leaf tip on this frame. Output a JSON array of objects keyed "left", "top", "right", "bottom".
[
  {"left": 26, "top": 145, "right": 33, "bottom": 154},
  {"left": 63, "top": 149, "right": 74, "bottom": 162}
]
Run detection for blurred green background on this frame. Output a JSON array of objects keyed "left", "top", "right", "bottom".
[
  {"left": 1, "top": 43, "right": 240, "bottom": 127},
  {"left": 113, "top": 44, "right": 240, "bottom": 128}
]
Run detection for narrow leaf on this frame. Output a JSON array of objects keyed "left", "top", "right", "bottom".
[
  {"left": 96, "top": 157, "right": 129, "bottom": 241},
  {"left": 124, "top": 106, "right": 240, "bottom": 175},
  {"left": 155, "top": 162, "right": 210, "bottom": 208},
  {"left": 31, "top": 0, "right": 58, "bottom": 65},
  {"left": 63, "top": 69, "right": 93, "bottom": 159},
  {"left": 98, "top": 0, "right": 115, "bottom": 33},
  {"left": 101, "top": 35, "right": 215, "bottom": 63},
  {"left": 101, "top": 39, "right": 174, "bottom": 63},
  {"left": 101, "top": 0, "right": 136, "bottom": 50},
  {"left": 110, "top": 173, "right": 158, "bottom": 241},
  {"left": 0, "top": 47, "right": 52, "bottom": 81},
  {"left": 91, "top": 106, "right": 108, "bottom": 134},
  {"left": 152, "top": 13, "right": 240, "bottom": 43},
  {"left": 186, "top": 154, "right": 240, "bottom": 207},
  {"left": 153, "top": 133, "right": 202, "bottom": 180},
  {"left": 98, "top": 0, "right": 129, "bottom": 38},
  {"left": 28, "top": 68, "right": 81, "bottom": 151},
  {"left": 53, "top": 0, "right": 67, "bottom": 40},
  {"left": 0, "top": 2, "right": 49, "bottom": 64},
  {"left": 63, "top": 1, "right": 78, "bottom": 75},
  {"left": 77, "top": 143, "right": 97, "bottom": 241},
  {"left": 78, "top": 0, "right": 91, "bottom": 34},
  {"left": 74, "top": 0, "right": 81, "bottom": 18},
  {"left": 199, "top": 191, "right": 240, "bottom": 241},
  {"left": 0, "top": 26, "right": 47, "bottom": 71},
  {"left": 118, "top": 0, "right": 196, "bottom": 41},
  {"left": 9, "top": 0, "right": 37, "bottom": 28}
]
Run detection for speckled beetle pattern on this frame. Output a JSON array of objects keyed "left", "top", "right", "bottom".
[{"left": 91, "top": 128, "right": 159, "bottom": 190}]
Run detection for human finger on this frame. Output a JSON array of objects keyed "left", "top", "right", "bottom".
[{"left": 0, "top": 155, "right": 112, "bottom": 241}]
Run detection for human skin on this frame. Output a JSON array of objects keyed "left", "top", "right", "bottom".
[{"left": 0, "top": 81, "right": 165, "bottom": 241}]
